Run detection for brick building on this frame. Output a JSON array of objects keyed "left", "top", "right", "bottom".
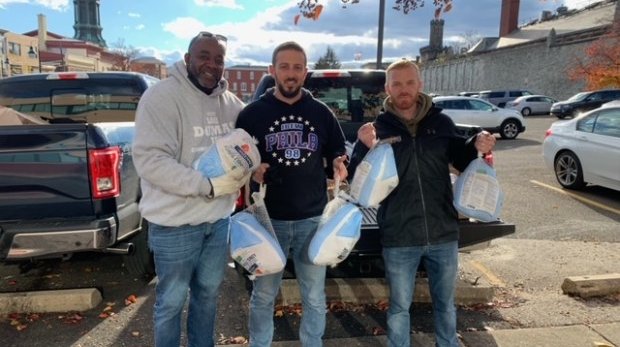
[{"left": 224, "top": 65, "right": 269, "bottom": 102}]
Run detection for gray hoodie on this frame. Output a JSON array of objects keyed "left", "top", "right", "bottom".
[{"left": 133, "top": 60, "right": 245, "bottom": 226}]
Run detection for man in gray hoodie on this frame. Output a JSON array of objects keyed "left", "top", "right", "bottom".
[{"left": 133, "top": 32, "right": 246, "bottom": 347}]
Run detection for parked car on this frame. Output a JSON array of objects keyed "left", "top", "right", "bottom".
[
  {"left": 458, "top": 91, "right": 479, "bottom": 97},
  {"left": 542, "top": 103, "right": 620, "bottom": 191},
  {"left": 477, "top": 89, "right": 534, "bottom": 108},
  {"left": 433, "top": 96, "right": 526, "bottom": 139},
  {"left": 506, "top": 95, "right": 557, "bottom": 116},
  {"left": 550, "top": 89, "right": 620, "bottom": 119},
  {"left": 0, "top": 72, "right": 159, "bottom": 275}
]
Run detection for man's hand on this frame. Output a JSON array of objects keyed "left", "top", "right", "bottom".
[
  {"left": 208, "top": 172, "right": 251, "bottom": 198},
  {"left": 333, "top": 155, "right": 348, "bottom": 182},
  {"left": 474, "top": 131, "right": 496, "bottom": 154},
  {"left": 358, "top": 122, "right": 377, "bottom": 149},
  {"left": 251, "top": 163, "right": 270, "bottom": 184}
]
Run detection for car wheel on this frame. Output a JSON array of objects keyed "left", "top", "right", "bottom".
[
  {"left": 123, "top": 220, "right": 155, "bottom": 277},
  {"left": 554, "top": 151, "right": 586, "bottom": 190},
  {"left": 499, "top": 119, "right": 520, "bottom": 139},
  {"left": 521, "top": 107, "right": 531, "bottom": 117},
  {"left": 556, "top": 114, "right": 566, "bottom": 119}
]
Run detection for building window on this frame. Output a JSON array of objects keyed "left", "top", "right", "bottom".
[
  {"left": 251, "top": 82, "right": 255, "bottom": 91},
  {"left": 224, "top": 71, "right": 229, "bottom": 79},
  {"left": 236, "top": 71, "right": 241, "bottom": 80},
  {"left": 250, "top": 71, "right": 254, "bottom": 79},
  {"left": 241, "top": 82, "right": 247, "bottom": 92},
  {"left": 232, "top": 82, "right": 237, "bottom": 91},
  {"left": 8, "top": 42, "right": 21, "bottom": 55}
]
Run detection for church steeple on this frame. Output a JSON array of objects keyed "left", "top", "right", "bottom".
[{"left": 73, "top": 0, "right": 107, "bottom": 47}]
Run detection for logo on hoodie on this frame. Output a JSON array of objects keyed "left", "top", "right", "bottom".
[{"left": 264, "top": 114, "right": 318, "bottom": 167}]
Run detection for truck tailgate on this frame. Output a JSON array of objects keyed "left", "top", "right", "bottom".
[
  {"left": 356, "top": 207, "right": 515, "bottom": 254},
  {"left": 0, "top": 124, "right": 94, "bottom": 220}
]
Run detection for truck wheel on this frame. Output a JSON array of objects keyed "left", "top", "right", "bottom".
[{"left": 123, "top": 222, "right": 155, "bottom": 277}]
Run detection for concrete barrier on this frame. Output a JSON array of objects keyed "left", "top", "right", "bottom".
[{"left": 0, "top": 288, "right": 102, "bottom": 314}]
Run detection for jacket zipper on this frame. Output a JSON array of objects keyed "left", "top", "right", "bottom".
[{"left": 412, "top": 136, "right": 430, "bottom": 245}]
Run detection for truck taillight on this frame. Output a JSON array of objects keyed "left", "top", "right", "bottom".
[{"left": 88, "top": 146, "right": 122, "bottom": 199}]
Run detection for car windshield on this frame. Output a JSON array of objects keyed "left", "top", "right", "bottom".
[{"left": 567, "top": 92, "right": 589, "bottom": 102}]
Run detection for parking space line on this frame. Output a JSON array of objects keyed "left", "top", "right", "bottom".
[
  {"left": 530, "top": 180, "right": 620, "bottom": 215},
  {"left": 468, "top": 260, "right": 506, "bottom": 288}
]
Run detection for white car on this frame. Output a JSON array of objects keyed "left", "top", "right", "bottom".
[
  {"left": 434, "top": 96, "right": 526, "bottom": 139},
  {"left": 542, "top": 104, "right": 620, "bottom": 191},
  {"left": 506, "top": 95, "right": 557, "bottom": 116}
]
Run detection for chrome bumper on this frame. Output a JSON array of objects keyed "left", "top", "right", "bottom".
[{"left": 1, "top": 217, "right": 117, "bottom": 260}]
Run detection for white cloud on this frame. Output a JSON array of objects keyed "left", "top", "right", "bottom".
[
  {"left": 0, "top": 0, "right": 69, "bottom": 10},
  {"left": 193, "top": 0, "right": 243, "bottom": 10},
  {"left": 128, "top": 12, "right": 141, "bottom": 18},
  {"left": 135, "top": 24, "right": 145, "bottom": 30},
  {"left": 34, "top": 0, "right": 70, "bottom": 11}
]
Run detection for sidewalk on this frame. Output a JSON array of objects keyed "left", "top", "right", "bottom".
[{"left": 220, "top": 322, "right": 620, "bottom": 347}]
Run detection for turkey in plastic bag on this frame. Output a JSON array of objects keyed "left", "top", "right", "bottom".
[
  {"left": 308, "top": 177, "right": 363, "bottom": 267},
  {"left": 453, "top": 156, "right": 504, "bottom": 222},
  {"left": 349, "top": 137, "right": 400, "bottom": 208},
  {"left": 230, "top": 184, "right": 286, "bottom": 278},
  {"left": 193, "top": 128, "right": 260, "bottom": 179}
]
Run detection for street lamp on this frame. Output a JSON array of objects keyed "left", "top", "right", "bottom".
[{"left": 27, "top": 46, "right": 42, "bottom": 73}]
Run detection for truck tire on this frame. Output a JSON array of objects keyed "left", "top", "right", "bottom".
[{"left": 123, "top": 222, "right": 155, "bottom": 277}]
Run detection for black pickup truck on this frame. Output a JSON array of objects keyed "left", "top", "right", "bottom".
[
  {"left": 0, "top": 72, "right": 159, "bottom": 275},
  {"left": 251, "top": 70, "right": 516, "bottom": 277}
]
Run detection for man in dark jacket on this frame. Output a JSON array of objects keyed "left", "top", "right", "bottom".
[{"left": 349, "top": 59, "right": 496, "bottom": 347}]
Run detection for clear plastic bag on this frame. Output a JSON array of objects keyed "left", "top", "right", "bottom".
[
  {"left": 230, "top": 184, "right": 285, "bottom": 278},
  {"left": 308, "top": 176, "right": 363, "bottom": 267}
]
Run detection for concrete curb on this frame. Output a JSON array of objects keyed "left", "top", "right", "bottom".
[
  {"left": 277, "top": 277, "right": 495, "bottom": 306},
  {"left": 0, "top": 288, "right": 102, "bottom": 314},
  {"left": 561, "top": 273, "right": 620, "bottom": 298}
]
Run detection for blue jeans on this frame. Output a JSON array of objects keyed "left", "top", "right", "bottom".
[
  {"left": 382, "top": 241, "right": 459, "bottom": 347},
  {"left": 148, "top": 218, "right": 229, "bottom": 347},
  {"left": 249, "top": 217, "right": 326, "bottom": 347}
]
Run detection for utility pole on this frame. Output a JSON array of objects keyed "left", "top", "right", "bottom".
[{"left": 376, "top": 0, "right": 385, "bottom": 69}]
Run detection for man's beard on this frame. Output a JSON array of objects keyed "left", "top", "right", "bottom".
[
  {"left": 277, "top": 81, "right": 302, "bottom": 99},
  {"left": 393, "top": 94, "right": 415, "bottom": 110}
]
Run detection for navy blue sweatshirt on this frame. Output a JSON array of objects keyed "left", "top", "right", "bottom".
[{"left": 236, "top": 88, "right": 346, "bottom": 220}]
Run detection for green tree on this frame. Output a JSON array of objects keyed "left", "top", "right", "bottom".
[{"left": 314, "top": 46, "right": 341, "bottom": 69}]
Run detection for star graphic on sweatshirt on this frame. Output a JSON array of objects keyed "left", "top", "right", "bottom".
[{"left": 268, "top": 115, "right": 317, "bottom": 166}]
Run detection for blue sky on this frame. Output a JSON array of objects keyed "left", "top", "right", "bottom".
[{"left": 0, "top": 0, "right": 593, "bottom": 67}]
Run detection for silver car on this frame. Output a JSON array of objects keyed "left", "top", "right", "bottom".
[
  {"left": 542, "top": 103, "right": 620, "bottom": 191},
  {"left": 506, "top": 95, "right": 557, "bottom": 116},
  {"left": 434, "top": 96, "right": 526, "bottom": 139}
]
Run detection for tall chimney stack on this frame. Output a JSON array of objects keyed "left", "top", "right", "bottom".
[
  {"left": 37, "top": 13, "right": 47, "bottom": 51},
  {"left": 500, "top": 0, "right": 520, "bottom": 37}
]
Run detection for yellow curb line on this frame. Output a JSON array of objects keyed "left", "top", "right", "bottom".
[
  {"left": 530, "top": 180, "right": 620, "bottom": 215},
  {"left": 468, "top": 260, "right": 506, "bottom": 288}
]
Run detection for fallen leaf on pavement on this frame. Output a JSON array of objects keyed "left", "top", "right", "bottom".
[
  {"left": 372, "top": 326, "right": 385, "bottom": 335},
  {"left": 230, "top": 336, "right": 247, "bottom": 344},
  {"left": 125, "top": 294, "right": 138, "bottom": 305},
  {"left": 98, "top": 312, "right": 109, "bottom": 319},
  {"left": 131, "top": 331, "right": 140, "bottom": 337}
]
